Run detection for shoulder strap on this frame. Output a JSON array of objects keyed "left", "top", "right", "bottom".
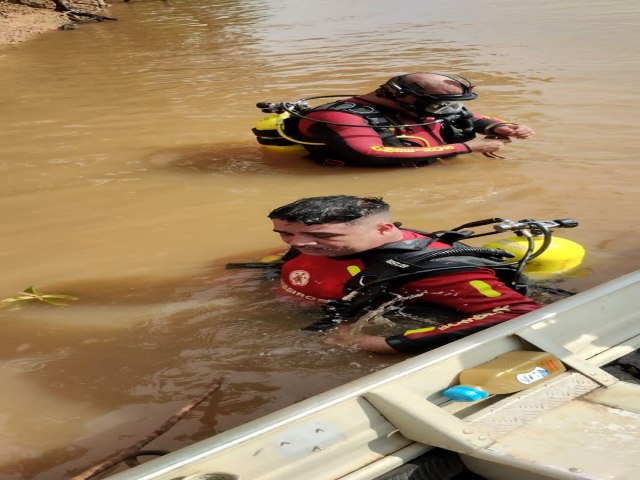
[
  {"left": 308, "top": 100, "right": 407, "bottom": 146},
  {"left": 343, "top": 244, "right": 514, "bottom": 295}
]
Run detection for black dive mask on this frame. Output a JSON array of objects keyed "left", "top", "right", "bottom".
[
  {"left": 377, "top": 72, "right": 479, "bottom": 104},
  {"left": 412, "top": 101, "right": 467, "bottom": 118}
]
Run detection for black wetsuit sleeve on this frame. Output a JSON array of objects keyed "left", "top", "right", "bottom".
[
  {"left": 472, "top": 118, "right": 496, "bottom": 133},
  {"left": 385, "top": 326, "right": 488, "bottom": 354}
]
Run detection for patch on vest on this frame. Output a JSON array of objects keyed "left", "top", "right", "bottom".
[{"left": 289, "top": 270, "right": 311, "bottom": 286}]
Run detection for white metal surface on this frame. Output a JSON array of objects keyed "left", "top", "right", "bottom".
[{"left": 462, "top": 380, "right": 640, "bottom": 480}]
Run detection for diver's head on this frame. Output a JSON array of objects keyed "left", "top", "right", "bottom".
[
  {"left": 375, "top": 72, "right": 478, "bottom": 115},
  {"left": 268, "top": 195, "right": 400, "bottom": 257}
]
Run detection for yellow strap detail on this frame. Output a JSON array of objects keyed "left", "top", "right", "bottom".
[
  {"left": 259, "top": 254, "right": 283, "bottom": 263},
  {"left": 370, "top": 145, "right": 456, "bottom": 153},
  {"left": 346, "top": 265, "right": 361, "bottom": 276},
  {"left": 403, "top": 326, "right": 437, "bottom": 336},
  {"left": 468, "top": 280, "right": 502, "bottom": 298}
]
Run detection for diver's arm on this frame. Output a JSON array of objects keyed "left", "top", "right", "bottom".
[
  {"left": 384, "top": 269, "right": 540, "bottom": 354},
  {"left": 325, "top": 325, "right": 398, "bottom": 353},
  {"left": 383, "top": 303, "right": 538, "bottom": 354},
  {"left": 325, "top": 268, "right": 539, "bottom": 355}
]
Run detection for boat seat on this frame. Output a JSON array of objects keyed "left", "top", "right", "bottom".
[
  {"left": 366, "top": 370, "right": 640, "bottom": 480},
  {"left": 459, "top": 374, "right": 640, "bottom": 480}
]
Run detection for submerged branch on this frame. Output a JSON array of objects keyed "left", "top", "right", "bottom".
[{"left": 71, "top": 379, "right": 224, "bottom": 480}]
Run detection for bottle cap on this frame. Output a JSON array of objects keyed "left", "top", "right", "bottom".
[{"left": 442, "top": 385, "right": 490, "bottom": 402}]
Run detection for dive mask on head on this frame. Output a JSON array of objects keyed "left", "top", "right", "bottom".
[{"left": 378, "top": 72, "right": 479, "bottom": 102}]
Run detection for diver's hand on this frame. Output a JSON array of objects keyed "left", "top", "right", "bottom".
[
  {"left": 492, "top": 123, "right": 535, "bottom": 139},
  {"left": 464, "top": 137, "right": 511, "bottom": 154},
  {"left": 324, "top": 325, "right": 396, "bottom": 354}
]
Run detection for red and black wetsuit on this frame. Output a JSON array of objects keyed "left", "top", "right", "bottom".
[
  {"left": 294, "top": 98, "right": 504, "bottom": 167},
  {"left": 279, "top": 230, "right": 540, "bottom": 354}
]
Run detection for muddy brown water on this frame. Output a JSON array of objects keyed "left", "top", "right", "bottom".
[{"left": 0, "top": 0, "right": 638, "bottom": 478}]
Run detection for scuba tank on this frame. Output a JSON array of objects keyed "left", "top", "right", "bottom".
[
  {"left": 252, "top": 100, "right": 318, "bottom": 153},
  {"left": 480, "top": 219, "right": 585, "bottom": 280},
  {"left": 252, "top": 112, "right": 307, "bottom": 153},
  {"left": 483, "top": 236, "right": 585, "bottom": 279}
]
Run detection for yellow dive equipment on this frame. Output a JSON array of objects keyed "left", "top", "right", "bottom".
[
  {"left": 483, "top": 235, "right": 585, "bottom": 279},
  {"left": 258, "top": 254, "right": 285, "bottom": 263},
  {"left": 252, "top": 113, "right": 308, "bottom": 153}
]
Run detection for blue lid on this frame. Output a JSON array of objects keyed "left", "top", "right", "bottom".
[{"left": 442, "top": 385, "right": 489, "bottom": 402}]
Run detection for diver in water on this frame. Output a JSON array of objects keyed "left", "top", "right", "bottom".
[
  {"left": 268, "top": 195, "right": 541, "bottom": 354},
  {"left": 255, "top": 72, "right": 535, "bottom": 167}
]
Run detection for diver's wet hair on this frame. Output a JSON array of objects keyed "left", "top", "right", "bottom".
[{"left": 268, "top": 195, "right": 389, "bottom": 225}]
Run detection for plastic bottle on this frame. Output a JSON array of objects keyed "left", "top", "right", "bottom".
[{"left": 442, "top": 350, "right": 566, "bottom": 402}]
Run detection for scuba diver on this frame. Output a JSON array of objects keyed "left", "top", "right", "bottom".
[
  {"left": 253, "top": 72, "right": 535, "bottom": 167},
  {"left": 267, "top": 195, "right": 543, "bottom": 354}
]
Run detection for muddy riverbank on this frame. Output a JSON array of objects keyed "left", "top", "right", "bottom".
[{"left": 0, "top": 0, "right": 106, "bottom": 46}]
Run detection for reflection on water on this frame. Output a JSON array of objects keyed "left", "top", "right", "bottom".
[{"left": 1, "top": 0, "right": 639, "bottom": 478}]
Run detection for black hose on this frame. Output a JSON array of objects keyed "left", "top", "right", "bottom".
[
  {"left": 123, "top": 450, "right": 170, "bottom": 468},
  {"left": 526, "top": 222, "right": 553, "bottom": 261}
]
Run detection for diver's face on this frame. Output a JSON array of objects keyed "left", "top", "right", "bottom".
[
  {"left": 272, "top": 216, "right": 396, "bottom": 257},
  {"left": 401, "top": 86, "right": 465, "bottom": 112},
  {"left": 394, "top": 75, "right": 471, "bottom": 114}
]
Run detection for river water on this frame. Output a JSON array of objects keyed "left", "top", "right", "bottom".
[{"left": 0, "top": 0, "right": 638, "bottom": 478}]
